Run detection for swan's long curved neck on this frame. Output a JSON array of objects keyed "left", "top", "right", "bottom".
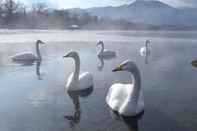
[
  {"left": 99, "top": 43, "right": 104, "bottom": 53},
  {"left": 145, "top": 41, "right": 149, "bottom": 52},
  {"left": 73, "top": 55, "right": 80, "bottom": 81},
  {"left": 128, "top": 68, "right": 141, "bottom": 103},
  {"left": 36, "top": 43, "right": 41, "bottom": 60}
]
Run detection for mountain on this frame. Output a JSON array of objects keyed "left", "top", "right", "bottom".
[{"left": 83, "top": 0, "right": 197, "bottom": 26}]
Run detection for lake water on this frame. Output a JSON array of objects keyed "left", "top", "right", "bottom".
[{"left": 0, "top": 30, "right": 197, "bottom": 131}]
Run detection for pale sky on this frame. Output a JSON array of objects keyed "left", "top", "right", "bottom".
[{"left": 16, "top": 0, "right": 197, "bottom": 9}]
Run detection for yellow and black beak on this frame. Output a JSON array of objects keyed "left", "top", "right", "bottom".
[{"left": 112, "top": 64, "right": 124, "bottom": 72}]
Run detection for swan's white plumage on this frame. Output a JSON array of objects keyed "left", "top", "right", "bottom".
[
  {"left": 140, "top": 47, "right": 147, "bottom": 56},
  {"left": 140, "top": 40, "right": 150, "bottom": 56},
  {"left": 11, "top": 52, "right": 37, "bottom": 61},
  {"left": 106, "top": 60, "right": 144, "bottom": 116},
  {"left": 98, "top": 49, "right": 116, "bottom": 57},
  {"left": 66, "top": 72, "right": 93, "bottom": 91},
  {"left": 106, "top": 84, "right": 144, "bottom": 116},
  {"left": 64, "top": 51, "right": 94, "bottom": 91}
]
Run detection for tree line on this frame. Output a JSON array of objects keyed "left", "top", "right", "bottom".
[
  {"left": 0, "top": 0, "right": 100, "bottom": 29},
  {"left": 0, "top": 0, "right": 178, "bottom": 30}
]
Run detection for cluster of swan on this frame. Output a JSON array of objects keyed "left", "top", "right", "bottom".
[
  {"left": 11, "top": 39, "right": 149, "bottom": 117},
  {"left": 63, "top": 39, "right": 147, "bottom": 116}
]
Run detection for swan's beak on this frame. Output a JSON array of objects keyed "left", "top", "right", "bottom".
[
  {"left": 63, "top": 54, "right": 69, "bottom": 58},
  {"left": 112, "top": 64, "right": 124, "bottom": 72}
]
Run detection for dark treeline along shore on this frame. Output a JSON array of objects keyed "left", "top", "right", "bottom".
[{"left": 0, "top": 0, "right": 196, "bottom": 30}]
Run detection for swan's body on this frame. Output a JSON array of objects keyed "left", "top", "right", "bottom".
[
  {"left": 106, "top": 60, "right": 144, "bottom": 116},
  {"left": 140, "top": 40, "right": 150, "bottom": 56},
  {"left": 64, "top": 51, "right": 93, "bottom": 91},
  {"left": 97, "top": 41, "right": 116, "bottom": 57},
  {"left": 11, "top": 40, "right": 45, "bottom": 62}
]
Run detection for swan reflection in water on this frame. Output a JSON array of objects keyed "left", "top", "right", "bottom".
[
  {"left": 64, "top": 86, "right": 94, "bottom": 128},
  {"left": 97, "top": 54, "right": 116, "bottom": 71},
  {"left": 110, "top": 110, "right": 144, "bottom": 131},
  {"left": 10, "top": 59, "right": 43, "bottom": 80},
  {"left": 36, "top": 60, "right": 43, "bottom": 80}
]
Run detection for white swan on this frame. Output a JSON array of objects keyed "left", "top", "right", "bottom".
[
  {"left": 106, "top": 60, "right": 144, "bottom": 116},
  {"left": 11, "top": 40, "right": 45, "bottom": 62},
  {"left": 97, "top": 41, "right": 116, "bottom": 57},
  {"left": 63, "top": 51, "right": 93, "bottom": 91},
  {"left": 140, "top": 40, "right": 150, "bottom": 56}
]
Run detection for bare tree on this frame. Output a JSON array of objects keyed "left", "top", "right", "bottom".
[{"left": 4, "top": 0, "right": 20, "bottom": 23}]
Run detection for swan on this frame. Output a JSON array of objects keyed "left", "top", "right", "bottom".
[
  {"left": 11, "top": 40, "right": 45, "bottom": 62},
  {"left": 63, "top": 51, "right": 94, "bottom": 91},
  {"left": 140, "top": 40, "right": 150, "bottom": 56},
  {"left": 97, "top": 41, "right": 116, "bottom": 57},
  {"left": 106, "top": 60, "right": 144, "bottom": 116}
]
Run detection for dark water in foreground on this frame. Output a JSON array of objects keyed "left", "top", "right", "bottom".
[{"left": 0, "top": 30, "right": 197, "bottom": 131}]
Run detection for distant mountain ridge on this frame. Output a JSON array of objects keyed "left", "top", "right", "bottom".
[{"left": 68, "top": 0, "right": 197, "bottom": 27}]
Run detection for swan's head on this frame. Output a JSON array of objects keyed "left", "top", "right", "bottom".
[
  {"left": 63, "top": 51, "right": 79, "bottom": 59},
  {"left": 36, "top": 40, "right": 45, "bottom": 44},
  {"left": 97, "top": 41, "right": 104, "bottom": 46},
  {"left": 112, "top": 60, "right": 138, "bottom": 72}
]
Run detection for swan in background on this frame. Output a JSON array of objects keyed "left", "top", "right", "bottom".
[
  {"left": 63, "top": 51, "right": 94, "bottom": 91},
  {"left": 140, "top": 40, "right": 150, "bottom": 57},
  {"left": 11, "top": 40, "right": 45, "bottom": 62},
  {"left": 97, "top": 41, "right": 116, "bottom": 57},
  {"left": 106, "top": 60, "right": 144, "bottom": 116},
  {"left": 64, "top": 87, "right": 93, "bottom": 128}
]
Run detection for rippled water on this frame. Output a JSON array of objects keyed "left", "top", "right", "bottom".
[{"left": 0, "top": 30, "right": 197, "bottom": 131}]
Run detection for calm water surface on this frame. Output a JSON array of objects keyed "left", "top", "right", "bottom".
[{"left": 0, "top": 30, "right": 197, "bottom": 131}]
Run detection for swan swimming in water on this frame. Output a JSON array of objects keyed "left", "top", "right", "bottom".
[
  {"left": 11, "top": 40, "right": 45, "bottom": 62},
  {"left": 106, "top": 60, "right": 144, "bottom": 116},
  {"left": 140, "top": 40, "right": 150, "bottom": 56},
  {"left": 97, "top": 41, "right": 116, "bottom": 57},
  {"left": 63, "top": 51, "right": 94, "bottom": 91}
]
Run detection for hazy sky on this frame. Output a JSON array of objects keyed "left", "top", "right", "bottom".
[{"left": 16, "top": 0, "right": 197, "bottom": 9}]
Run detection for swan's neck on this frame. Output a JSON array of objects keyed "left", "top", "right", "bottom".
[
  {"left": 99, "top": 43, "right": 104, "bottom": 53},
  {"left": 128, "top": 69, "right": 141, "bottom": 103},
  {"left": 36, "top": 43, "right": 41, "bottom": 60},
  {"left": 145, "top": 42, "right": 149, "bottom": 52},
  {"left": 73, "top": 55, "right": 80, "bottom": 81}
]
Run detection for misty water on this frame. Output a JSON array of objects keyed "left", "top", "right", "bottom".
[{"left": 0, "top": 30, "right": 197, "bottom": 131}]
